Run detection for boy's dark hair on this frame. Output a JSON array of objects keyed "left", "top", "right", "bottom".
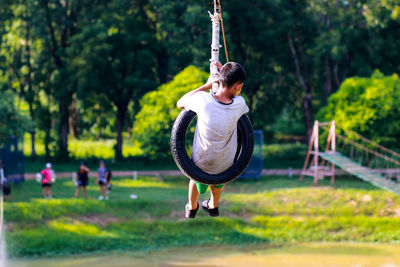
[{"left": 220, "top": 62, "right": 246, "bottom": 88}]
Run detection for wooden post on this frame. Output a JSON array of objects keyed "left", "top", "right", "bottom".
[
  {"left": 300, "top": 130, "right": 315, "bottom": 181},
  {"left": 331, "top": 120, "right": 336, "bottom": 152},
  {"left": 331, "top": 120, "right": 336, "bottom": 185},
  {"left": 314, "top": 120, "right": 319, "bottom": 185}
]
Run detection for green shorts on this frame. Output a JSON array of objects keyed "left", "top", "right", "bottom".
[{"left": 195, "top": 182, "right": 224, "bottom": 194}]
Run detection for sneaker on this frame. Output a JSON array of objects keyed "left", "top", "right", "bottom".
[
  {"left": 185, "top": 202, "right": 199, "bottom": 219},
  {"left": 202, "top": 199, "right": 219, "bottom": 217},
  {"left": 99, "top": 196, "right": 104, "bottom": 200}
]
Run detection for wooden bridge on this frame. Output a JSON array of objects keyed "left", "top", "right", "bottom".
[{"left": 301, "top": 121, "right": 400, "bottom": 195}]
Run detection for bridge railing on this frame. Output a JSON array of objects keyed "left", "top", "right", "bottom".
[{"left": 321, "top": 123, "right": 400, "bottom": 181}]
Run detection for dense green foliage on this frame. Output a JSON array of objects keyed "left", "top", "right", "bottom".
[
  {"left": 318, "top": 71, "right": 400, "bottom": 149},
  {"left": 5, "top": 175, "right": 400, "bottom": 257},
  {"left": 1, "top": 0, "right": 399, "bottom": 159},
  {"left": 262, "top": 142, "right": 307, "bottom": 168},
  {"left": 0, "top": 91, "right": 32, "bottom": 145},
  {"left": 133, "top": 66, "right": 208, "bottom": 158}
]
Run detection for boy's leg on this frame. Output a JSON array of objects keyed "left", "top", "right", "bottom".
[
  {"left": 188, "top": 180, "right": 200, "bottom": 210},
  {"left": 74, "top": 187, "right": 80, "bottom": 198},
  {"left": 209, "top": 185, "right": 224, "bottom": 208},
  {"left": 98, "top": 185, "right": 104, "bottom": 200},
  {"left": 102, "top": 185, "right": 107, "bottom": 196},
  {"left": 83, "top": 187, "right": 87, "bottom": 198},
  {"left": 42, "top": 187, "right": 46, "bottom": 198},
  {"left": 48, "top": 187, "right": 52, "bottom": 198}
]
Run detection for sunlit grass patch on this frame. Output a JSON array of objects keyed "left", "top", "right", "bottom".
[
  {"left": 249, "top": 215, "right": 400, "bottom": 242},
  {"left": 49, "top": 218, "right": 116, "bottom": 238},
  {"left": 112, "top": 177, "right": 176, "bottom": 189},
  {"left": 24, "top": 134, "right": 143, "bottom": 159},
  {"left": 224, "top": 186, "right": 400, "bottom": 217}
]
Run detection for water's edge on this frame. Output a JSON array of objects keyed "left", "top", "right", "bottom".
[{"left": 7, "top": 243, "right": 400, "bottom": 267}]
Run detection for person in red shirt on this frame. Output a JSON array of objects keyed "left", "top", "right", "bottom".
[{"left": 40, "top": 163, "right": 55, "bottom": 199}]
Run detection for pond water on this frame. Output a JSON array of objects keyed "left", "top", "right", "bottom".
[{"left": 8, "top": 243, "right": 400, "bottom": 267}]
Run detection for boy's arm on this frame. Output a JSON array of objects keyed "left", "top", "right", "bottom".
[
  {"left": 177, "top": 61, "right": 222, "bottom": 109},
  {"left": 177, "top": 83, "right": 212, "bottom": 109}
]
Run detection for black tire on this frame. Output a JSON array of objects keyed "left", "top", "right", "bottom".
[{"left": 171, "top": 109, "right": 254, "bottom": 185}]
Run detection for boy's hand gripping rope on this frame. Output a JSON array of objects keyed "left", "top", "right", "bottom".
[{"left": 209, "top": 0, "right": 229, "bottom": 92}]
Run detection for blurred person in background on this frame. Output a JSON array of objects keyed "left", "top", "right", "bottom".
[
  {"left": 40, "top": 163, "right": 55, "bottom": 199},
  {"left": 75, "top": 162, "right": 90, "bottom": 198},
  {"left": 97, "top": 160, "right": 110, "bottom": 200}
]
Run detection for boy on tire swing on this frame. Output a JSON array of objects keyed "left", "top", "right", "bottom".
[{"left": 177, "top": 61, "right": 249, "bottom": 218}]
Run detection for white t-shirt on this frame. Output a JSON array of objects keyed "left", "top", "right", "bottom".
[{"left": 181, "top": 91, "right": 249, "bottom": 174}]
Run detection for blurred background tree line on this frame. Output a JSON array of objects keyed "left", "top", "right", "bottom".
[{"left": 0, "top": 0, "right": 399, "bottom": 162}]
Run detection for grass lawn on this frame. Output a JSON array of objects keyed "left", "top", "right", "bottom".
[
  {"left": 5, "top": 175, "right": 400, "bottom": 258},
  {"left": 24, "top": 142, "right": 307, "bottom": 173}
]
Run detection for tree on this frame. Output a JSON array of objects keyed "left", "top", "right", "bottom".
[
  {"left": 224, "top": 0, "right": 300, "bottom": 136},
  {"left": 27, "top": 0, "right": 106, "bottom": 159},
  {"left": 318, "top": 70, "right": 400, "bottom": 149},
  {"left": 0, "top": 90, "right": 33, "bottom": 145},
  {"left": 72, "top": 0, "right": 159, "bottom": 160},
  {"left": 147, "top": 0, "right": 211, "bottom": 82},
  {"left": 133, "top": 66, "right": 208, "bottom": 159},
  {"left": 1, "top": 0, "right": 43, "bottom": 158}
]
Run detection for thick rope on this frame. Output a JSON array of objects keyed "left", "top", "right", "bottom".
[
  {"left": 219, "top": 13, "right": 229, "bottom": 62},
  {"left": 216, "top": 0, "right": 229, "bottom": 62}
]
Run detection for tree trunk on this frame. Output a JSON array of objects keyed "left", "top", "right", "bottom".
[
  {"left": 115, "top": 104, "right": 127, "bottom": 161},
  {"left": 44, "top": 127, "right": 51, "bottom": 159},
  {"left": 157, "top": 46, "right": 168, "bottom": 83},
  {"left": 30, "top": 131, "right": 36, "bottom": 159},
  {"left": 323, "top": 56, "right": 332, "bottom": 104},
  {"left": 43, "top": 0, "right": 76, "bottom": 159},
  {"left": 69, "top": 99, "right": 80, "bottom": 138},
  {"left": 25, "top": 19, "right": 37, "bottom": 159},
  {"left": 96, "top": 115, "right": 101, "bottom": 139},
  {"left": 59, "top": 102, "right": 69, "bottom": 159},
  {"left": 27, "top": 80, "right": 36, "bottom": 160},
  {"left": 288, "top": 33, "right": 314, "bottom": 138},
  {"left": 303, "top": 93, "right": 313, "bottom": 139}
]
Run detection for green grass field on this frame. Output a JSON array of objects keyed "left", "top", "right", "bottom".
[
  {"left": 24, "top": 141, "right": 307, "bottom": 173},
  {"left": 5, "top": 175, "right": 400, "bottom": 258}
]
